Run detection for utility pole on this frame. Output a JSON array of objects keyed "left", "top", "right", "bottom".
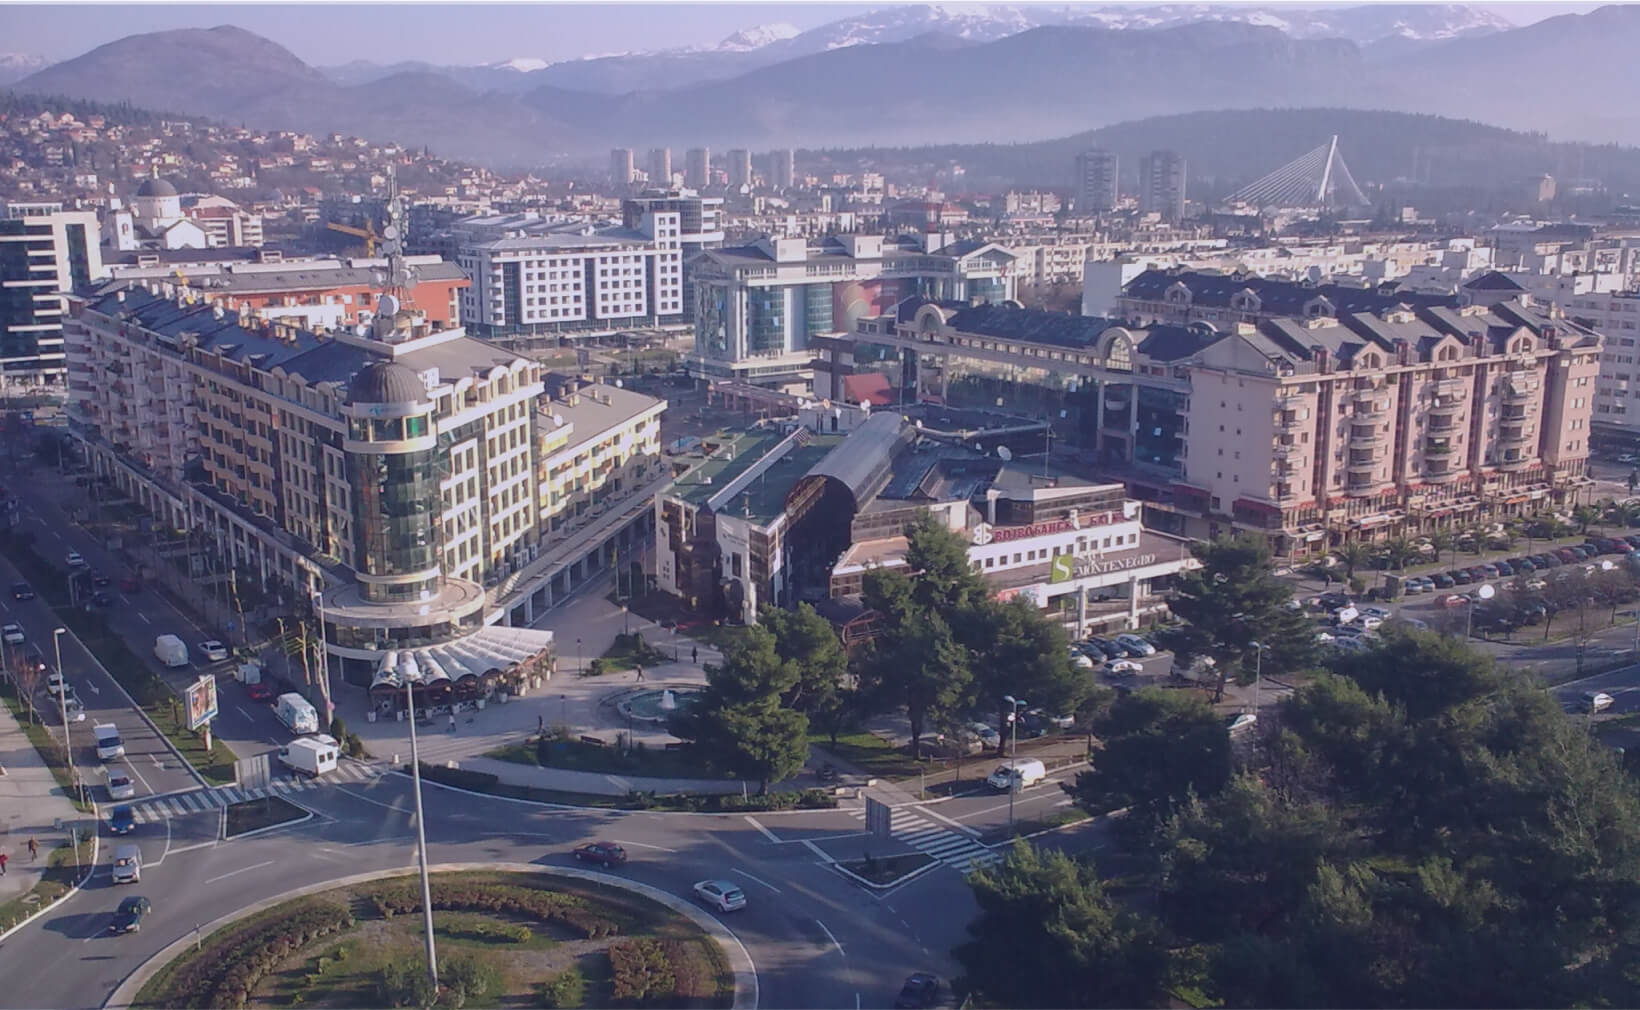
[
  {"left": 403, "top": 670, "right": 438, "bottom": 992},
  {"left": 54, "top": 628, "right": 76, "bottom": 803},
  {"left": 1003, "top": 695, "right": 1026, "bottom": 836}
]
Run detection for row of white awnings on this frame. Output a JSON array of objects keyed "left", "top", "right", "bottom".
[{"left": 369, "top": 625, "right": 555, "bottom": 691}]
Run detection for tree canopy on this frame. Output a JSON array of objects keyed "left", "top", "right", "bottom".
[{"left": 670, "top": 625, "right": 809, "bottom": 794}]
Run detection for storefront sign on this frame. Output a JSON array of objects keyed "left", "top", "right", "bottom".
[
  {"left": 972, "top": 510, "right": 1125, "bottom": 546},
  {"left": 1050, "top": 552, "right": 1159, "bottom": 583}
]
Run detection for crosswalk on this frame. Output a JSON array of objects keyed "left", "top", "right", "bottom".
[
  {"left": 121, "top": 761, "right": 382, "bottom": 823},
  {"left": 845, "top": 803, "right": 1002, "bottom": 874}
]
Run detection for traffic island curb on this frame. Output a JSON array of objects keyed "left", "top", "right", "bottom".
[
  {"left": 102, "top": 861, "right": 758, "bottom": 1010},
  {"left": 830, "top": 852, "right": 941, "bottom": 890}
]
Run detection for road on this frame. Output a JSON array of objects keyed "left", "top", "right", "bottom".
[{"left": 0, "top": 767, "right": 1094, "bottom": 1010}]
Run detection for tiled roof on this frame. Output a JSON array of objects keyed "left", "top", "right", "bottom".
[
  {"left": 943, "top": 303, "right": 1117, "bottom": 350},
  {"left": 1122, "top": 268, "right": 1459, "bottom": 316},
  {"left": 88, "top": 286, "right": 321, "bottom": 370}
]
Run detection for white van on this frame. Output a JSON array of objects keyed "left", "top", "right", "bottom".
[
  {"left": 153, "top": 634, "right": 189, "bottom": 668},
  {"left": 279, "top": 736, "right": 339, "bottom": 778},
  {"left": 274, "top": 693, "right": 319, "bottom": 736},
  {"left": 986, "top": 758, "right": 1047, "bottom": 793},
  {"left": 1586, "top": 691, "right": 1616, "bottom": 714},
  {"left": 111, "top": 844, "right": 141, "bottom": 884},
  {"left": 93, "top": 722, "right": 125, "bottom": 761}
]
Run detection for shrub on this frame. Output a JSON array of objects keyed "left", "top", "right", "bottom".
[
  {"left": 588, "top": 658, "right": 606, "bottom": 677},
  {"left": 330, "top": 715, "right": 348, "bottom": 742},
  {"left": 659, "top": 939, "right": 722, "bottom": 1000},
  {"left": 158, "top": 900, "right": 354, "bottom": 1008},
  {"left": 441, "top": 955, "right": 500, "bottom": 1010},
  {"left": 609, "top": 938, "right": 675, "bottom": 1003},
  {"left": 377, "top": 959, "right": 436, "bottom": 1008},
  {"left": 410, "top": 762, "right": 499, "bottom": 792},
  {"left": 345, "top": 732, "right": 366, "bottom": 758},
  {"left": 365, "top": 881, "right": 617, "bottom": 940},
  {"left": 539, "top": 966, "right": 586, "bottom": 1009}
]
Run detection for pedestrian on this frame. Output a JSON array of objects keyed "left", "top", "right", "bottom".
[
  {"left": 1, "top": 852, "right": 8, "bottom": 875},
  {"left": 635, "top": 664, "right": 644, "bottom": 683},
  {"left": 449, "top": 713, "right": 457, "bottom": 733},
  {"left": 27, "top": 837, "right": 37, "bottom": 860},
  {"left": 538, "top": 714, "right": 545, "bottom": 735},
  {"left": 691, "top": 645, "right": 698, "bottom": 664}
]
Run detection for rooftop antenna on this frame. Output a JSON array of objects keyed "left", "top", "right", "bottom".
[{"left": 376, "top": 164, "right": 417, "bottom": 308}]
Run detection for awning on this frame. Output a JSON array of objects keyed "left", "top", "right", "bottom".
[{"left": 370, "top": 625, "right": 555, "bottom": 694}]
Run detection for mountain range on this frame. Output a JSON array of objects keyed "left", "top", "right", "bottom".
[{"left": 9, "top": 4, "right": 1640, "bottom": 167}]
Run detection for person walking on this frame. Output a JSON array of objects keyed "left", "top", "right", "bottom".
[
  {"left": 1, "top": 852, "right": 8, "bottom": 875},
  {"left": 537, "top": 714, "right": 545, "bottom": 735},
  {"left": 635, "top": 664, "right": 644, "bottom": 683},
  {"left": 448, "top": 713, "right": 457, "bottom": 733},
  {"left": 691, "top": 645, "right": 698, "bottom": 664},
  {"left": 27, "top": 837, "right": 37, "bottom": 860}
]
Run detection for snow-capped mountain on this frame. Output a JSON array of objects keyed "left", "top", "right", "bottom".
[
  {"left": 489, "top": 57, "right": 551, "bottom": 73},
  {"left": 712, "top": 23, "right": 801, "bottom": 53},
  {"left": 0, "top": 52, "right": 48, "bottom": 86}
]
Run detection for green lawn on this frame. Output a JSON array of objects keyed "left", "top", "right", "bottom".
[
  {"left": 0, "top": 836, "right": 94, "bottom": 934},
  {"left": 594, "top": 632, "right": 672, "bottom": 674},
  {"left": 488, "top": 736, "right": 719, "bottom": 779},
  {"left": 0, "top": 683, "right": 90, "bottom": 810},
  {"left": 810, "top": 731, "right": 930, "bottom": 779}
]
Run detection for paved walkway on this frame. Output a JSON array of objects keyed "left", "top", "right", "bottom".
[{"left": 0, "top": 703, "right": 85, "bottom": 903}]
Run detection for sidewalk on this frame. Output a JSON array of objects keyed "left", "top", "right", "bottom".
[{"left": 0, "top": 703, "right": 87, "bottom": 905}]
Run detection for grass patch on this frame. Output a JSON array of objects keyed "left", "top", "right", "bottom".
[
  {"left": 0, "top": 533, "right": 238, "bottom": 784},
  {"left": 410, "top": 761, "right": 838, "bottom": 813},
  {"left": 136, "top": 870, "right": 734, "bottom": 1010},
  {"left": 838, "top": 851, "right": 936, "bottom": 885},
  {"left": 592, "top": 631, "right": 670, "bottom": 674},
  {"left": 987, "top": 806, "right": 1092, "bottom": 842},
  {"left": 810, "top": 731, "right": 930, "bottom": 779},
  {"left": 224, "top": 794, "right": 308, "bottom": 838},
  {"left": 0, "top": 835, "right": 95, "bottom": 934},
  {"left": 488, "top": 735, "right": 719, "bottom": 779}
]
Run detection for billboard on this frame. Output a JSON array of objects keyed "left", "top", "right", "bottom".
[{"left": 186, "top": 674, "right": 218, "bottom": 731}]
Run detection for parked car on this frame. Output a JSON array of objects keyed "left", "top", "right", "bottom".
[
  {"left": 1479, "top": 562, "right": 1500, "bottom": 578},
  {"left": 1536, "top": 553, "right": 1562, "bottom": 568},
  {"left": 1, "top": 623, "right": 23, "bottom": 646},
  {"left": 89, "top": 591, "right": 114, "bottom": 607},
  {"left": 1069, "top": 650, "right": 1095, "bottom": 671},
  {"left": 1357, "top": 615, "right": 1384, "bottom": 631},
  {"left": 46, "top": 671, "right": 66, "bottom": 697},
  {"left": 894, "top": 973, "right": 942, "bottom": 1010},
  {"left": 108, "top": 896, "right": 152, "bottom": 934},
  {"left": 1226, "top": 712, "right": 1258, "bottom": 734},
  {"left": 571, "top": 842, "right": 628, "bottom": 867},
  {"left": 1493, "top": 560, "right": 1515, "bottom": 576},
  {"left": 692, "top": 879, "right": 747, "bottom": 912},
  {"left": 967, "top": 721, "right": 1002, "bottom": 748},
  {"left": 1512, "top": 557, "right": 1537, "bottom": 572},
  {"left": 1114, "top": 634, "right": 1156, "bottom": 656},
  {"left": 1449, "top": 569, "right": 1473, "bottom": 585},
  {"left": 1106, "top": 659, "right": 1143, "bottom": 677},
  {"left": 64, "top": 551, "right": 84, "bottom": 568},
  {"left": 198, "top": 640, "right": 229, "bottom": 663},
  {"left": 1360, "top": 606, "right": 1392, "bottom": 621},
  {"left": 1465, "top": 567, "right": 1489, "bottom": 581},
  {"left": 1431, "top": 572, "right": 1456, "bottom": 589},
  {"left": 1316, "top": 592, "right": 1353, "bottom": 611},
  {"left": 61, "top": 687, "right": 85, "bottom": 722},
  {"left": 1084, "top": 637, "right": 1125, "bottom": 660},
  {"left": 1625, "top": 535, "right": 1640, "bottom": 550}
]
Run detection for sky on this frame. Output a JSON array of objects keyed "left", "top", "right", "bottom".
[{"left": 0, "top": 1, "right": 1606, "bottom": 66}]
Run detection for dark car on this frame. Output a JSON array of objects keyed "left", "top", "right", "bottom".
[
  {"left": 89, "top": 590, "right": 114, "bottom": 608},
  {"left": 118, "top": 574, "right": 141, "bottom": 593},
  {"left": 1085, "top": 637, "right": 1125, "bottom": 660},
  {"left": 1512, "top": 557, "right": 1536, "bottom": 573},
  {"left": 1625, "top": 536, "right": 1640, "bottom": 550},
  {"left": 108, "top": 804, "right": 135, "bottom": 835},
  {"left": 1431, "top": 572, "right": 1456, "bottom": 588},
  {"left": 246, "top": 680, "right": 275, "bottom": 703},
  {"left": 109, "top": 896, "right": 152, "bottom": 934},
  {"left": 572, "top": 841, "right": 628, "bottom": 867},
  {"left": 894, "top": 973, "right": 942, "bottom": 1010},
  {"left": 1493, "top": 560, "right": 1514, "bottom": 576},
  {"left": 1316, "top": 591, "right": 1353, "bottom": 611},
  {"left": 89, "top": 570, "right": 111, "bottom": 588},
  {"left": 1536, "top": 553, "right": 1562, "bottom": 568},
  {"left": 10, "top": 582, "right": 32, "bottom": 601},
  {"left": 1479, "top": 563, "right": 1500, "bottom": 578},
  {"left": 1449, "top": 569, "right": 1473, "bottom": 585}
]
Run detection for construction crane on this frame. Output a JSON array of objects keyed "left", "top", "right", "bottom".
[{"left": 326, "top": 220, "right": 379, "bottom": 256}]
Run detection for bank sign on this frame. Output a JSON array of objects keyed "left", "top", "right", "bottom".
[
  {"left": 1050, "top": 552, "right": 1158, "bottom": 584},
  {"left": 971, "top": 510, "right": 1124, "bottom": 546}
]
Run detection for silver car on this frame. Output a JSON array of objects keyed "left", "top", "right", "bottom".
[{"left": 1114, "top": 634, "right": 1156, "bottom": 656}]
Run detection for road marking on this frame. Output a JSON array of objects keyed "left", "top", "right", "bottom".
[
  {"left": 122, "top": 755, "right": 153, "bottom": 796},
  {"left": 85, "top": 682, "right": 98, "bottom": 695},
  {"left": 234, "top": 705, "right": 251, "bottom": 721},
  {"left": 147, "top": 815, "right": 174, "bottom": 869},
  {"left": 167, "top": 839, "right": 219, "bottom": 855},
  {"left": 856, "top": 993, "right": 861, "bottom": 1009},
  {"left": 203, "top": 859, "right": 274, "bottom": 885},
  {"left": 800, "top": 839, "right": 834, "bottom": 864},
  {"left": 742, "top": 815, "right": 781, "bottom": 843},
  {"left": 138, "top": 612, "right": 151, "bottom": 625},
  {"left": 610, "top": 839, "right": 678, "bottom": 853},
  {"left": 730, "top": 867, "right": 782, "bottom": 894},
  {"left": 149, "top": 754, "right": 165, "bottom": 769},
  {"left": 916, "top": 804, "right": 984, "bottom": 836},
  {"left": 815, "top": 918, "right": 844, "bottom": 956}
]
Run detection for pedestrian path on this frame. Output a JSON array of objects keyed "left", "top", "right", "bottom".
[
  {"left": 844, "top": 803, "right": 1001, "bottom": 874},
  {"left": 120, "top": 761, "right": 382, "bottom": 823}
]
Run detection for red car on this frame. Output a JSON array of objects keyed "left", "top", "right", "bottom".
[
  {"left": 572, "top": 841, "right": 628, "bottom": 867},
  {"left": 1440, "top": 594, "right": 1469, "bottom": 608},
  {"left": 246, "top": 681, "right": 275, "bottom": 703}
]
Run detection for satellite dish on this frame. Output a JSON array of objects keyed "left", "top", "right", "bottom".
[
  {"left": 378, "top": 293, "right": 400, "bottom": 317},
  {"left": 1476, "top": 584, "right": 1496, "bottom": 600},
  {"left": 997, "top": 445, "right": 1013, "bottom": 461},
  {"left": 382, "top": 224, "right": 400, "bottom": 240}
]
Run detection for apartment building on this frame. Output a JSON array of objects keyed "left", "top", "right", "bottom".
[
  {"left": 1117, "top": 267, "right": 1458, "bottom": 328},
  {"left": 828, "top": 293, "right": 1599, "bottom": 557},
  {"left": 770, "top": 149, "right": 796, "bottom": 190},
  {"left": 647, "top": 148, "right": 673, "bottom": 187},
  {"left": 1139, "top": 151, "right": 1188, "bottom": 223},
  {"left": 726, "top": 149, "right": 753, "bottom": 189},
  {"left": 688, "top": 232, "right": 1018, "bottom": 389},
  {"left": 1074, "top": 149, "right": 1119, "bottom": 213},
  {"left": 0, "top": 201, "right": 105, "bottom": 389},
  {"left": 685, "top": 148, "right": 711, "bottom": 189},
  {"left": 66, "top": 282, "right": 664, "bottom": 676},
  {"left": 609, "top": 148, "right": 635, "bottom": 186},
  {"left": 456, "top": 213, "right": 685, "bottom": 338}
]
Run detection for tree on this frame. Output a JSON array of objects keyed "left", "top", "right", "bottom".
[
  {"left": 1574, "top": 503, "right": 1602, "bottom": 534},
  {"left": 903, "top": 511, "right": 987, "bottom": 614},
  {"left": 761, "top": 603, "right": 848, "bottom": 717},
  {"left": 861, "top": 605, "right": 971, "bottom": 755},
  {"left": 965, "top": 597, "right": 1088, "bottom": 753},
  {"left": 1068, "top": 687, "right": 1230, "bottom": 829},
  {"left": 1332, "top": 541, "right": 1373, "bottom": 581},
  {"left": 954, "top": 842, "right": 1167, "bottom": 1009},
  {"left": 1427, "top": 529, "right": 1458, "bottom": 566},
  {"left": 1155, "top": 535, "right": 1317, "bottom": 702},
  {"left": 671, "top": 626, "right": 809, "bottom": 794},
  {"left": 1376, "top": 536, "right": 1418, "bottom": 572}
]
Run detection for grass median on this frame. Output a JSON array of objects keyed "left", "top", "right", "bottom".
[
  {"left": 0, "top": 533, "right": 237, "bottom": 784},
  {"left": 0, "top": 680, "right": 91, "bottom": 811},
  {"left": 488, "top": 733, "right": 718, "bottom": 779},
  {"left": 0, "top": 835, "right": 96, "bottom": 935}
]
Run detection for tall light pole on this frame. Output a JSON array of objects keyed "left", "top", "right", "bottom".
[
  {"left": 1003, "top": 694, "right": 1027, "bottom": 836},
  {"left": 53, "top": 627, "right": 76, "bottom": 803},
  {"left": 1249, "top": 640, "right": 1265, "bottom": 714},
  {"left": 1465, "top": 583, "right": 1496, "bottom": 640},
  {"left": 400, "top": 656, "right": 438, "bottom": 992},
  {"left": 311, "top": 590, "right": 332, "bottom": 727}
]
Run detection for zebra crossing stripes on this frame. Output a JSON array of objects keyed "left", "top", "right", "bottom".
[
  {"left": 123, "top": 761, "right": 382, "bottom": 824},
  {"left": 846, "top": 804, "right": 1002, "bottom": 874}
]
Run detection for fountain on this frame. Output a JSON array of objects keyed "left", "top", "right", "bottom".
[
  {"left": 659, "top": 689, "right": 677, "bottom": 712},
  {"left": 622, "top": 686, "right": 701, "bottom": 723}
]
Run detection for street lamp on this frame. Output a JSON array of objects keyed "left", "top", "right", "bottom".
[
  {"left": 1465, "top": 583, "right": 1496, "bottom": 640},
  {"left": 1249, "top": 640, "right": 1266, "bottom": 714},
  {"left": 1003, "top": 694, "right": 1027, "bottom": 835},
  {"left": 53, "top": 627, "right": 76, "bottom": 802},
  {"left": 398, "top": 656, "right": 439, "bottom": 992},
  {"left": 576, "top": 637, "right": 582, "bottom": 675}
]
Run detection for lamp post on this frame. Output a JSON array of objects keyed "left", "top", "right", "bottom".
[
  {"left": 576, "top": 637, "right": 582, "bottom": 675},
  {"left": 1249, "top": 640, "right": 1265, "bottom": 714},
  {"left": 401, "top": 661, "right": 438, "bottom": 992},
  {"left": 311, "top": 590, "right": 332, "bottom": 727},
  {"left": 1003, "top": 694, "right": 1027, "bottom": 835},
  {"left": 1465, "top": 583, "right": 1496, "bottom": 640},
  {"left": 53, "top": 627, "right": 75, "bottom": 802}
]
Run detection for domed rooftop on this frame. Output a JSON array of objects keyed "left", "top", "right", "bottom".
[
  {"left": 136, "top": 177, "right": 178, "bottom": 198},
  {"left": 347, "top": 360, "right": 426, "bottom": 405}
]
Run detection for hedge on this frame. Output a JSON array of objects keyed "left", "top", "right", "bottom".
[
  {"left": 538, "top": 967, "right": 586, "bottom": 1009},
  {"left": 366, "top": 880, "right": 617, "bottom": 939},
  {"left": 409, "top": 762, "right": 500, "bottom": 792},
  {"left": 157, "top": 899, "right": 355, "bottom": 1009},
  {"left": 609, "top": 938, "right": 676, "bottom": 1004}
]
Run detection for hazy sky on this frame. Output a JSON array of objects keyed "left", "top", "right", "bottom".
[{"left": 2, "top": 2, "right": 1605, "bottom": 66}]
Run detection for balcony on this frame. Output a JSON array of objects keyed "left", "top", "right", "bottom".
[
  {"left": 1497, "top": 426, "right": 1531, "bottom": 447},
  {"left": 1348, "top": 425, "right": 1386, "bottom": 446},
  {"left": 1346, "top": 477, "right": 1383, "bottom": 499},
  {"left": 1272, "top": 441, "right": 1300, "bottom": 458},
  {"left": 1497, "top": 453, "right": 1534, "bottom": 472},
  {"left": 1424, "top": 440, "right": 1456, "bottom": 457},
  {"left": 1423, "top": 460, "right": 1464, "bottom": 484},
  {"left": 1274, "top": 481, "right": 1298, "bottom": 500},
  {"left": 1274, "top": 410, "right": 1301, "bottom": 429},
  {"left": 1436, "top": 378, "right": 1468, "bottom": 398},
  {"left": 1502, "top": 379, "right": 1539, "bottom": 403},
  {"left": 1501, "top": 406, "right": 1528, "bottom": 422}
]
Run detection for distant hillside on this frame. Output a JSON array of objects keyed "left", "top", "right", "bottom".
[{"left": 820, "top": 108, "right": 1640, "bottom": 197}]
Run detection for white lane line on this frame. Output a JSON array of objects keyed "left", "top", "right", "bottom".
[
  {"left": 815, "top": 918, "right": 844, "bottom": 956},
  {"left": 235, "top": 705, "right": 251, "bottom": 721},
  {"left": 138, "top": 612, "right": 151, "bottom": 625},
  {"left": 916, "top": 804, "right": 984, "bottom": 837},
  {"left": 742, "top": 815, "right": 781, "bottom": 843},
  {"left": 203, "top": 859, "right": 274, "bottom": 885},
  {"left": 167, "top": 838, "right": 220, "bottom": 855},
  {"left": 147, "top": 815, "right": 174, "bottom": 869},
  {"left": 610, "top": 839, "right": 678, "bottom": 853},
  {"left": 122, "top": 755, "right": 154, "bottom": 796},
  {"left": 730, "top": 867, "right": 782, "bottom": 894}
]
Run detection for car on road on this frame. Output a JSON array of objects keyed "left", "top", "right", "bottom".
[
  {"left": 1227, "top": 712, "right": 1258, "bottom": 734},
  {"left": 1, "top": 623, "right": 23, "bottom": 645},
  {"left": 1587, "top": 691, "right": 1616, "bottom": 713},
  {"left": 894, "top": 973, "right": 942, "bottom": 1009},
  {"left": 46, "top": 671, "right": 66, "bottom": 697},
  {"left": 108, "top": 896, "right": 151, "bottom": 934},
  {"left": 110, "top": 844, "right": 141, "bottom": 884},
  {"left": 1106, "top": 659, "right": 1143, "bottom": 677},
  {"left": 1430, "top": 572, "right": 1456, "bottom": 588},
  {"left": 10, "top": 582, "right": 32, "bottom": 600},
  {"left": 61, "top": 687, "right": 85, "bottom": 722},
  {"left": 692, "top": 879, "right": 747, "bottom": 912},
  {"left": 1441, "top": 594, "right": 1469, "bottom": 608},
  {"left": 1315, "top": 591, "right": 1353, "bottom": 611},
  {"left": 1114, "top": 634, "right": 1156, "bottom": 656},
  {"left": 108, "top": 804, "right": 135, "bottom": 835},
  {"left": 246, "top": 680, "right": 275, "bottom": 703},
  {"left": 119, "top": 574, "right": 141, "bottom": 593},
  {"left": 89, "top": 570, "right": 111, "bottom": 588},
  {"left": 572, "top": 842, "right": 628, "bottom": 867},
  {"left": 64, "top": 551, "right": 84, "bottom": 568},
  {"left": 198, "top": 640, "right": 229, "bottom": 663},
  {"left": 89, "top": 590, "right": 114, "bottom": 608},
  {"left": 106, "top": 768, "right": 135, "bottom": 800}
]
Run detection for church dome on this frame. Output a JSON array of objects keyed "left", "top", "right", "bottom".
[
  {"left": 347, "top": 360, "right": 425, "bottom": 405},
  {"left": 136, "top": 177, "right": 179, "bottom": 198}
]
